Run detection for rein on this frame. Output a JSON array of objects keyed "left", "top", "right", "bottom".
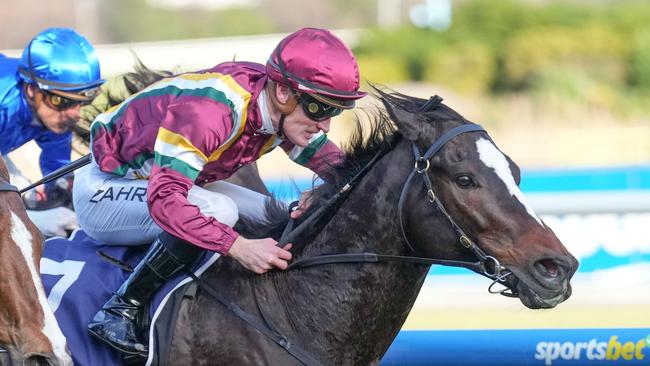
[{"left": 276, "top": 150, "right": 385, "bottom": 249}]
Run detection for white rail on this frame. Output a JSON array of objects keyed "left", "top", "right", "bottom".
[
  {"left": 0, "top": 30, "right": 361, "bottom": 77},
  {"left": 526, "top": 190, "right": 650, "bottom": 214}
]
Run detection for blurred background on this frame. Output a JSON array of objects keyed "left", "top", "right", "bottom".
[{"left": 2, "top": 0, "right": 649, "bottom": 364}]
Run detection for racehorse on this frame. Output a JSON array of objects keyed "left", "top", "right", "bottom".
[
  {"left": 156, "top": 89, "right": 578, "bottom": 365},
  {"left": 0, "top": 160, "right": 72, "bottom": 366}
]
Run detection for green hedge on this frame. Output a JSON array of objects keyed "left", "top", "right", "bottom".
[
  {"left": 630, "top": 28, "right": 650, "bottom": 90},
  {"left": 503, "top": 24, "right": 628, "bottom": 88},
  {"left": 357, "top": 55, "right": 409, "bottom": 85},
  {"left": 354, "top": 0, "right": 650, "bottom": 97},
  {"left": 424, "top": 42, "right": 495, "bottom": 94}
]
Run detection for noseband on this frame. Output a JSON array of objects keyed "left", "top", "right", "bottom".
[{"left": 397, "top": 123, "right": 517, "bottom": 297}]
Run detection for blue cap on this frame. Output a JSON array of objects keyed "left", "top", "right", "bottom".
[{"left": 18, "top": 27, "right": 103, "bottom": 92}]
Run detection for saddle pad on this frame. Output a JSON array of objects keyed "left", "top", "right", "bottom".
[{"left": 41, "top": 229, "right": 220, "bottom": 366}]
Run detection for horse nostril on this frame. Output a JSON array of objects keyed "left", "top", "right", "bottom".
[
  {"left": 535, "top": 258, "right": 560, "bottom": 278},
  {"left": 24, "top": 355, "right": 55, "bottom": 366}
]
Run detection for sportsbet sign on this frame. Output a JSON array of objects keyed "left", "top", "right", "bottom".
[
  {"left": 382, "top": 329, "right": 650, "bottom": 365},
  {"left": 535, "top": 334, "right": 649, "bottom": 365}
]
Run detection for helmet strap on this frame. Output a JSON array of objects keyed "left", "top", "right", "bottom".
[{"left": 277, "top": 114, "right": 287, "bottom": 139}]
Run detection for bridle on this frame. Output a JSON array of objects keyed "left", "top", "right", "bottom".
[
  {"left": 284, "top": 122, "right": 518, "bottom": 297},
  {"left": 396, "top": 123, "right": 517, "bottom": 297}
]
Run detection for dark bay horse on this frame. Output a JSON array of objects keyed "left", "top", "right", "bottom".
[
  {"left": 0, "top": 160, "right": 72, "bottom": 366},
  {"left": 160, "top": 90, "right": 578, "bottom": 365}
]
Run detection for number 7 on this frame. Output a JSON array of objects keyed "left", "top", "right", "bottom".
[{"left": 40, "top": 258, "right": 85, "bottom": 313}]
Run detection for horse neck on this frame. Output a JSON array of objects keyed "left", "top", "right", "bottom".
[
  {"left": 0, "top": 197, "right": 70, "bottom": 364},
  {"left": 0, "top": 159, "right": 10, "bottom": 183},
  {"left": 306, "top": 144, "right": 412, "bottom": 256},
  {"left": 267, "top": 140, "right": 432, "bottom": 364}
]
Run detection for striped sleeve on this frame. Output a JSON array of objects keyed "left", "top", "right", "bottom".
[
  {"left": 154, "top": 126, "right": 207, "bottom": 181},
  {"left": 147, "top": 99, "right": 241, "bottom": 252}
]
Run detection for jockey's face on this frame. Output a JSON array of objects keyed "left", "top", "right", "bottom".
[
  {"left": 282, "top": 104, "right": 332, "bottom": 148},
  {"left": 270, "top": 83, "right": 332, "bottom": 147},
  {"left": 26, "top": 84, "right": 82, "bottom": 134}
]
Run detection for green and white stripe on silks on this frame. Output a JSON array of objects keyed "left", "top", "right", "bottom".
[
  {"left": 127, "top": 158, "right": 155, "bottom": 180},
  {"left": 153, "top": 127, "right": 209, "bottom": 181},
  {"left": 288, "top": 131, "right": 328, "bottom": 165},
  {"left": 90, "top": 72, "right": 250, "bottom": 148}
]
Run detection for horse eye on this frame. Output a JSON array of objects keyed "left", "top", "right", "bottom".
[{"left": 455, "top": 175, "right": 475, "bottom": 188}]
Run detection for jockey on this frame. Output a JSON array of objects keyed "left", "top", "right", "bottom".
[
  {"left": 76, "top": 27, "right": 366, "bottom": 357},
  {"left": 0, "top": 28, "right": 103, "bottom": 227}
]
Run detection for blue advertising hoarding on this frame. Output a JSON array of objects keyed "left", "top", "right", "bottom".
[{"left": 381, "top": 329, "right": 650, "bottom": 366}]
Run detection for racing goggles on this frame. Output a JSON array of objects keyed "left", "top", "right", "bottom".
[
  {"left": 40, "top": 88, "right": 98, "bottom": 111},
  {"left": 296, "top": 92, "right": 355, "bottom": 122}
]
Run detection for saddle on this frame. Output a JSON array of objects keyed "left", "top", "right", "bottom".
[{"left": 41, "top": 230, "right": 219, "bottom": 366}]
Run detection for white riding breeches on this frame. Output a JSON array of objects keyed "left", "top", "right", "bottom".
[{"left": 73, "top": 163, "right": 269, "bottom": 246}]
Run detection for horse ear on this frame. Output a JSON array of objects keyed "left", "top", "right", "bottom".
[{"left": 381, "top": 99, "right": 424, "bottom": 141}]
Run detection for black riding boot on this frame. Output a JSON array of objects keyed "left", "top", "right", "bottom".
[{"left": 88, "top": 232, "right": 203, "bottom": 356}]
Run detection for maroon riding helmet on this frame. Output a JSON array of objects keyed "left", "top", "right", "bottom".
[{"left": 266, "top": 28, "right": 366, "bottom": 116}]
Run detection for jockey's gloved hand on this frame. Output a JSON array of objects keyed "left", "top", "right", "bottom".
[{"left": 23, "top": 176, "right": 74, "bottom": 211}]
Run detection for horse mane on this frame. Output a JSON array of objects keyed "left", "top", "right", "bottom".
[{"left": 236, "top": 87, "right": 469, "bottom": 245}]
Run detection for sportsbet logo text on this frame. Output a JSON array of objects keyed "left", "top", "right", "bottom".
[{"left": 535, "top": 335, "right": 649, "bottom": 365}]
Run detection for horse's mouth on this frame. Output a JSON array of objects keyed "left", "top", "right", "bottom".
[{"left": 502, "top": 267, "right": 573, "bottom": 309}]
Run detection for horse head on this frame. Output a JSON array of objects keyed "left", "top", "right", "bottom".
[
  {"left": 0, "top": 161, "right": 72, "bottom": 366},
  {"left": 380, "top": 89, "right": 578, "bottom": 309}
]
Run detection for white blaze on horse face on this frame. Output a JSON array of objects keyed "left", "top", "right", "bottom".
[
  {"left": 10, "top": 211, "right": 72, "bottom": 366},
  {"left": 475, "top": 138, "right": 543, "bottom": 226}
]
